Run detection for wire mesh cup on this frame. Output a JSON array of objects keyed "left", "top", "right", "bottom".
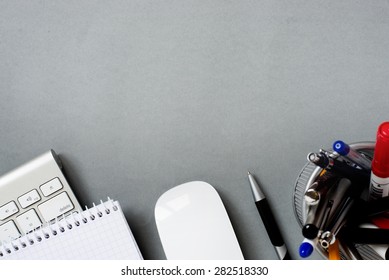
[{"left": 292, "top": 141, "right": 386, "bottom": 260}]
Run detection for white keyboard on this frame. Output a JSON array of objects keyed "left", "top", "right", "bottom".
[{"left": 0, "top": 150, "right": 82, "bottom": 245}]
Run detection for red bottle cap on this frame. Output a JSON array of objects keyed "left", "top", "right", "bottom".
[{"left": 372, "top": 122, "right": 389, "bottom": 178}]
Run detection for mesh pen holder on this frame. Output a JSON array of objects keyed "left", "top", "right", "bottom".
[{"left": 292, "top": 141, "right": 384, "bottom": 260}]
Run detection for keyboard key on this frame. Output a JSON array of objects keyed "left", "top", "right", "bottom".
[
  {"left": 16, "top": 209, "right": 41, "bottom": 233},
  {"left": 18, "top": 189, "right": 41, "bottom": 208},
  {"left": 40, "top": 177, "right": 63, "bottom": 197},
  {"left": 0, "top": 201, "right": 19, "bottom": 221},
  {"left": 0, "top": 221, "right": 21, "bottom": 243},
  {"left": 37, "top": 192, "right": 74, "bottom": 222}
]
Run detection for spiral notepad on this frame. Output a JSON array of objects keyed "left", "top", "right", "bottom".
[{"left": 0, "top": 199, "right": 143, "bottom": 260}]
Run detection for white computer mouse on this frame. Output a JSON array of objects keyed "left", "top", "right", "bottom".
[{"left": 155, "top": 181, "right": 244, "bottom": 260}]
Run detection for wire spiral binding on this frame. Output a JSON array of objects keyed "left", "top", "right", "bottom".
[{"left": 0, "top": 197, "right": 118, "bottom": 257}]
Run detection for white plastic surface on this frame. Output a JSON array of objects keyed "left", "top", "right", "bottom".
[{"left": 155, "top": 181, "right": 244, "bottom": 260}]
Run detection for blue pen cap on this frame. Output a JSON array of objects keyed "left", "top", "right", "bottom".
[
  {"left": 299, "top": 241, "right": 314, "bottom": 258},
  {"left": 333, "top": 140, "right": 350, "bottom": 156}
]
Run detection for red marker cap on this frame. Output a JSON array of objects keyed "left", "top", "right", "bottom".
[{"left": 372, "top": 122, "right": 389, "bottom": 178}]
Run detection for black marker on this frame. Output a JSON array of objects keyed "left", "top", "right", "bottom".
[
  {"left": 362, "top": 196, "right": 389, "bottom": 217},
  {"left": 308, "top": 151, "right": 370, "bottom": 183},
  {"left": 247, "top": 171, "right": 291, "bottom": 260},
  {"left": 308, "top": 151, "right": 369, "bottom": 197},
  {"left": 344, "top": 227, "right": 389, "bottom": 244}
]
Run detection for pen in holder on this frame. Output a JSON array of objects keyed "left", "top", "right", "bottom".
[{"left": 293, "top": 141, "right": 385, "bottom": 260}]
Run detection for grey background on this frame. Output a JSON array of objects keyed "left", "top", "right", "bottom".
[{"left": 1, "top": 1, "right": 388, "bottom": 260}]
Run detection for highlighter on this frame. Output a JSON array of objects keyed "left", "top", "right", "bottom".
[{"left": 369, "top": 122, "right": 389, "bottom": 200}]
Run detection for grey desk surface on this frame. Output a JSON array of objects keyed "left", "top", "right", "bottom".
[{"left": 1, "top": 1, "right": 389, "bottom": 260}]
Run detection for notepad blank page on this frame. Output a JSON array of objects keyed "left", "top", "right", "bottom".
[{"left": 3, "top": 202, "right": 142, "bottom": 260}]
